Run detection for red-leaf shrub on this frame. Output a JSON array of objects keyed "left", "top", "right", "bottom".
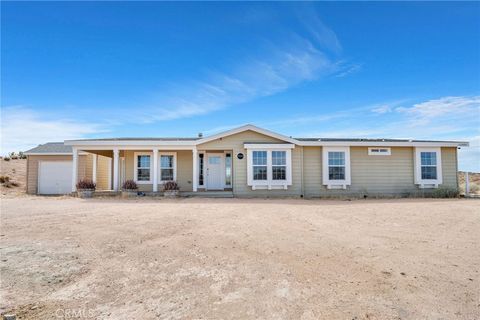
[{"left": 76, "top": 179, "right": 96, "bottom": 190}]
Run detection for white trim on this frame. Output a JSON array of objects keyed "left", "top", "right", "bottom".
[
  {"left": 108, "top": 158, "right": 112, "bottom": 190},
  {"left": 65, "top": 140, "right": 195, "bottom": 146},
  {"left": 113, "top": 148, "right": 120, "bottom": 191},
  {"left": 322, "top": 146, "right": 351, "bottom": 189},
  {"left": 192, "top": 149, "right": 198, "bottom": 192},
  {"left": 300, "top": 141, "right": 468, "bottom": 147},
  {"left": 92, "top": 154, "right": 97, "bottom": 183},
  {"left": 61, "top": 145, "right": 196, "bottom": 151},
  {"left": 134, "top": 151, "right": 152, "bottom": 184},
  {"left": 197, "top": 124, "right": 299, "bottom": 145},
  {"left": 71, "top": 148, "right": 78, "bottom": 192},
  {"left": 244, "top": 143, "right": 295, "bottom": 149},
  {"left": 158, "top": 152, "right": 177, "bottom": 183},
  {"left": 368, "top": 147, "right": 391, "bottom": 156},
  {"left": 152, "top": 149, "right": 159, "bottom": 192},
  {"left": 26, "top": 152, "right": 72, "bottom": 156},
  {"left": 414, "top": 147, "right": 442, "bottom": 188},
  {"left": 246, "top": 148, "right": 292, "bottom": 190}
]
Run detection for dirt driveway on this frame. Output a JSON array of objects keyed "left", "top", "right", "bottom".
[{"left": 0, "top": 197, "right": 479, "bottom": 319}]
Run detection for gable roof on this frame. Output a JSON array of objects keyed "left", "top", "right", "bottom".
[{"left": 195, "top": 124, "right": 299, "bottom": 145}]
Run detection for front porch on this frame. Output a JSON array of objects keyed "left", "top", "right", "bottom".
[{"left": 71, "top": 147, "right": 234, "bottom": 194}]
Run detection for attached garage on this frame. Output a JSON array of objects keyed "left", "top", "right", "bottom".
[
  {"left": 25, "top": 142, "right": 111, "bottom": 195},
  {"left": 38, "top": 161, "right": 73, "bottom": 194}
]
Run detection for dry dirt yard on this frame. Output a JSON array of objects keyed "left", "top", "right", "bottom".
[{"left": 0, "top": 197, "right": 479, "bottom": 320}]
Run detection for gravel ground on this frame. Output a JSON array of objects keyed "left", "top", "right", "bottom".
[{"left": 0, "top": 197, "right": 479, "bottom": 319}]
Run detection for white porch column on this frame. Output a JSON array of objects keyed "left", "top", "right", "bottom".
[
  {"left": 152, "top": 148, "right": 159, "bottom": 192},
  {"left": 72, "top": 147, "right": 79, "bottom": 192},
  {"left": 192, "top": 148, "right": 198, "bottom": 192},
  {"left": 92, "top": 154, "right": 97, "bottom": 184},
  {"left": 113, "top": 148, "right": 120, "bottom": 191}
]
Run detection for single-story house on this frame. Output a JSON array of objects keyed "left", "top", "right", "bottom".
[{"left": 24, "top": 124, "right": 469, "bottom": 197}]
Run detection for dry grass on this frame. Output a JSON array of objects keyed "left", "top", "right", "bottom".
[
  {"left": 1, "top": 197, "right": 479, "bottom": 319},
  {"left": 458, "top": 171, "right": 480, "bottom": 195}
]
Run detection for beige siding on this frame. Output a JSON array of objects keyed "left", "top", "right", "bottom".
[
  {"left": 26, "top": 154, "right": 92, "bottom": 194},
  {"left": 303, "top": 146, "right": 459, "bottom": 197},
  {"left": 95, "top": 155, "right": 111, "bottom": 190},
  {"left": 441, "top": 147, "right": 458, "bottom": 189},
  {"left": 124, "top": 150, "right": 193, "bottom": 192},
  {"left": 198, "top": 130, "right": 302, "bottom": 197}
]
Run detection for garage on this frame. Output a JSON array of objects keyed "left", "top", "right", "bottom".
[{"left": 38, "top": 161, "right": 72, "bottom": 194}]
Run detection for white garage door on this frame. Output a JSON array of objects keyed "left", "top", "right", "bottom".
[{"left": 38, "top": 161, "right": 73, "bottom": 194}]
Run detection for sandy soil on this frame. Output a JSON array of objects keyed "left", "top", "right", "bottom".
[
  {"left": 0, "top": 159, "right": 27, "bottom": 197},
  {"left": 0, "top": 197, "right": 479, "bottom": 319}
]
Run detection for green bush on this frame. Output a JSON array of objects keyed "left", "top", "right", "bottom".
[
  {"left": 431, "top": 187, "right": 459, "bottom": 198},
  {"left": 3, "top": 157, "right": 10, "bottom": 161}
]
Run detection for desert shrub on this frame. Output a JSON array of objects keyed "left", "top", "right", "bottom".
[
  {"left": 469, "top": 183, "right": 480, "bottom": 194},
  {"left": 18, "top": 151, "right": 27, "bottom": 159},
  {"left": 8, "top": 152, "right": 18, "bottom": 160},
  {"left": 76, "top": 179, "right": 96, "bottom": 190},
  {"left": 0, "top": 176, "right": 10, "bottom": 183},
  {"left": 122, "top": 180, "right": 138, "bottom": 190},
  {"left": 431, "top": 187, "right": 459, "bottom": 198},
  {"left": 3, "top": 157, "right": 10, "bottom": 161},
  {"left": 163, "top": 181, "right": 179, "bottom": 191}
]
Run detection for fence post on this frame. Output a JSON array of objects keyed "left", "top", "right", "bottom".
[{"left": 465, "top": 172, "right": 470, "bottom": 195}]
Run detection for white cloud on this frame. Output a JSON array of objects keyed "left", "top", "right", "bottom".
[
  {"left": 0, "top": 106, "right": 105, "bottom": 155},
  {"left": 371, "top": 104, "right": 393, "bottom": 114}
]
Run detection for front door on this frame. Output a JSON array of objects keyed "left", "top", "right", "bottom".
[{"left": 206, "top": 154, "right": 224, "bottom": 190}]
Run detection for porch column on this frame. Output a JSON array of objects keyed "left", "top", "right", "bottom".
[
  {"left": 71, "top": 147, "right": 78, "bottom": 192},
  {"left": 152, "top": 148, "right": 159, "bottom": 192},
  {"left": 192, "top": 148, "right": 198, "bottom": 192},
  {"left": 92, "top": 154, "right": 97, "bottom": 184},
  {"left": 113, "top": 148, "right": 120, "bottom": 191}
]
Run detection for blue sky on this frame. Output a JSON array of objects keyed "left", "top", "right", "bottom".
[{"left": 1, "top": 2, "right": 479, "bottom": 171}]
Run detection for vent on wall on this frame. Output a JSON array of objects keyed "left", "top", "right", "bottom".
[{"left": 368, "top": 147, "right": 391, "bottom": 156}]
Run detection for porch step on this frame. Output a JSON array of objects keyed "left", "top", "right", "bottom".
[{"left": 181, "top": 191, "right": 234, "bottom": 198}]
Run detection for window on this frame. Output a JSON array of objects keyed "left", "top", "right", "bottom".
[
  {"left": 368, "top": 147, "right": 391, "bottom": 156},
  {"left": 272, "top": 151, "right": 286, "bottom": 180},
  {"left": 421, "top": 152, "right": 437, "bottom": 180},
  {"left": 225, "top": 153, "right": 232, "bottom": 186},
  {"left": 414, "top": 148, "right": 442, "bottom": 188},
  {"left": 328, "top": 152, "right": 345, "bottom": 180},
  {"left": 136, "top": 154, "right": 151, "bottom": 182},
  {"left": 322, "top": 147, "right": 351, "bottom": 189},
  {"left": 198, "top": 153, "right": 204, "bottom": 186},
  {"left": 245, "top": 145, "right": 293, "bottom": 189},
  {"left": 252, "top": 151, "right": 267, "bottom": 180},
  {"left": 160, "top": 155, "right": 174, "bottom": 181}
]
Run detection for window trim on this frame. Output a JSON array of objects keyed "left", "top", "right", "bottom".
[
  {"left": 246, "top": 148, "right": 292, "bottom": 190},
  {"left": 414, "top": 147, "right": 442, "bottom": 188},
  {"left": 158, "top": 152, "right": 177, "bottom": 183},
  {"left": 322, "top": 146, "right": 351, "bottom": 189},
  {"left": 368, "top": 147, "right": 391, "bottom": 156},
  {"left": 134, "top": 152, "right": 153, "bottom": 184}
]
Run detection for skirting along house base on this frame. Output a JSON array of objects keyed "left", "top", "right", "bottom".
[{"left": 24, "top": 125, "right": 469, "bottom": 197}]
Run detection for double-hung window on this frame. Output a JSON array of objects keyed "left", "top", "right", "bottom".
[
  {"left": 246, "top": 144, "right": 293, "bottom": 189},
  {"left": 328, "top": 152, "right": 345, "bottom": 180},
  {"left": 421, "top": 152, "right": 437, "bottom": 180},
  {"left": 272, "top": 151, "right": 286, "bottom": 180},
  {"left": 252, "top": 151, "right": 267, "bottom": 181},
  {"left": 160, "top": 154, "right": 175, "bottom": 181},
  {"left": 322, "top": 147, "right": 351, "bottom": 189},
  {"left": 415, "top": 148, "right": 442, "bottom": 187},
  {"left": 135, "top": 153, "right": 152, "bottom": 183}
]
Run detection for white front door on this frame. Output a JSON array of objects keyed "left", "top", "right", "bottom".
[{"left": 206, "top": 154, "right": 224, "bottom": 190}]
